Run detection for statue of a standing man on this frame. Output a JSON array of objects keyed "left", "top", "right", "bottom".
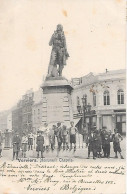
[{"left": 48, "top": 24, "right": 69, "bottom": 77}]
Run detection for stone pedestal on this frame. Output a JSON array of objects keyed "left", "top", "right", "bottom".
[{"left": 41, "top": 77, "right": 73, "bottom": 126}]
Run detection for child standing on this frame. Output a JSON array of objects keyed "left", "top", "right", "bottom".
[
  {"left": 61, "top": 125, "right": 69, "bottom": 151},
  {"left": 69, "top": 121, "right": 78, "bottom": 152},
  {"left": 112, "top": 128, "right": 124, "bottom": 159},
  {"left": 36, "top": 131, "right": 44, "bottom": 158}
]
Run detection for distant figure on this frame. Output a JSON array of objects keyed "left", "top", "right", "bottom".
[
  {"left": 69, "top": 121, "right": 78, "bottom": 152},
  {"left": 21, "top": 133, "right": 28, "bottom": 158},
  {"left": 36, "top": 131, "right": 44, "bottom": 158},
  {"left": 12, "top": 133, "right": 21, "bottom": 160},
  {"left": 112, "top": 128, "right": 124, "bottom": 159},
  {"left": 0, "top": 131, "right": 3, "bottom": 157},
  {"left": 28, "top": 132, "right": 34, "bottom": 150}
]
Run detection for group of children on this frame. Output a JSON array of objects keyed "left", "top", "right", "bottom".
[
  {"left": 11, "top": 121, "right": 77, "bottom": 159},
  {"left": 12, "top": 132, "right": 34, "bottom": 160},
  {"left": 36, "top": 121, "right": 77, "bottom": 158}
]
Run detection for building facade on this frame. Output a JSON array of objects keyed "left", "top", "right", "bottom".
[
  {"left": 7, "top": 112, "right": 12, "bottom": 132},
  {"left": 22, "top": 89, "right": 34, "bottom": 134},
  {"left": 0, "top": 110, "right": 11, "bottom": 132},
  {"left": 72, "top": 69, "right": 126, "bottom": 135},
  {"left": 12, "top": 100, "right": 23, "bottom": 136},
  {"left": 32, "top": 89, "right": 43, "bottom": 133}
]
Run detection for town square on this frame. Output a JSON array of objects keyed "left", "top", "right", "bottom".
[{"left": 0, "top": 24, "right": 126, "bottom": 162}]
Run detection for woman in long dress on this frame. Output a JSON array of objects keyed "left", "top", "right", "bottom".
[{"left": 43, "top": 123, "right": 50, "bottom": 152}]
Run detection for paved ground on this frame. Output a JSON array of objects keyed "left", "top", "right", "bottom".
[{"left": 0, "top": 137, "right": 126, "bottom": 162}]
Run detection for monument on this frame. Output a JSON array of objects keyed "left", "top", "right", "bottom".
[{"left": 42, "top": 24, "right": 73, "bottom": 125}]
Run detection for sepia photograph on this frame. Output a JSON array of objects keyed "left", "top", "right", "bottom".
[{"left": 0, "top": 0, "right": 126, "bottom": 193}]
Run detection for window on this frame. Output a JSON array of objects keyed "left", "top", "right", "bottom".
[
  {"left": 38, "top": 109, "right": 40, "bottom": 115},
  {"left": 104, "top": 90, "right": 110, "bottom": 105},
  {"left": 117, "top": 89, "right": 124, "bottom": 104},
  {"left": 93, "top": 92, "right": 96, "bottom": 106}
]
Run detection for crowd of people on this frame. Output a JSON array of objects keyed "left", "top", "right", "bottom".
[
  {"left": 0, "top": 121, "right": 125, "bottom": 160},
  {"left": 11, "top": 121, "right": 77, "bottom": 160},
  {"left": 86, "top": 127, "right": 124, "bottom": 159}
]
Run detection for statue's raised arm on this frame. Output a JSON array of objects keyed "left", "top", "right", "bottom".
[{"left": 47, "top": 24, "right": 69, "bottom": 78}]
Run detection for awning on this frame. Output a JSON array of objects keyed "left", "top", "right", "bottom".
[{"left": 73, "top": 118, "right": 81, "bottom": 126}]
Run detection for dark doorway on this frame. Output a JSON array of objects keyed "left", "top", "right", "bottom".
[{"left": 116, "top": 122, "right": 122, "bottom": 134}]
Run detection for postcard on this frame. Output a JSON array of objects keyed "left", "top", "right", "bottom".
[{"left": 0, "top": 0, "right": 126, "bottom": 193}]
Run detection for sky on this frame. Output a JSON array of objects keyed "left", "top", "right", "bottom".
[{"left": 0, "top": 0, "right": 126, "bottom": 111}]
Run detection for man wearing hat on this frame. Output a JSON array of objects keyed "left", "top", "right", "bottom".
[
  {"left": 55, "top": 122, "right": 63, "bottom": 156},
  {"left": 12, "top": 132, "right": 21, "bottom": 160},
  {"left": 95, "top": 130, "right": 102, "bottom": 158},
  {"left": 36, "top": 130, "right": 44, "bottom": 158},
  {"left": 86, "top": 127, "right": 97, "bottom": 159},
  {"left": 101, "top": 127, "right": 111, "bottom": 158}
]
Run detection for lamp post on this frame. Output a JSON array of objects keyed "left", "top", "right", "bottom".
[
  {"left": 81, "top": 94, "right": 92, "bottom": 132},
  {"left": 87, "top": 103, "right": 92, "bottom": 132},
  {"left": 81, "top": 94, "right": 87, "bottom": 126},
  {"left": 76, "top": 95, "right": 92, "bottom": 133}
]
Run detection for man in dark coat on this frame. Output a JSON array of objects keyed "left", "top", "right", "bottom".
[
  {"left": 36, "top": 131, "right": 44, "bottom": 158},
  {"left": 95, "top": 130, "right": 102, "bottom": 158},
  {"left": 12, "top": 132, "right": 21, "bottom": 160},
  {"left": 101, "top": 127, "right": 110, "bottom": 158},
  {"left": 86, "top": 129, "right": 97, "bottom": 159},
  {"left": 56, "top": 122, "right": 63, "bottom": 153}
]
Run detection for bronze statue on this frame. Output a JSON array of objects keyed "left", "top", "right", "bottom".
[{"left": 47, "top": 24, "right": 69, "bottom": 77}]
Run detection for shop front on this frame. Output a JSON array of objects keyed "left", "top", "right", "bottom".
[
  {"left": 115, "top": 113, "right": 126, "bottom": 135},
  {"left": 99, "top": 109, "right": 126, "bottom": 135}
]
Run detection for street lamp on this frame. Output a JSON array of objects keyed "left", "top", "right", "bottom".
[
  {"left": 81, "top": 94, "right": 87, "bottom": 126},
  {"left": 81, "top": 95, "right": 92, "bottom": 132}
]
